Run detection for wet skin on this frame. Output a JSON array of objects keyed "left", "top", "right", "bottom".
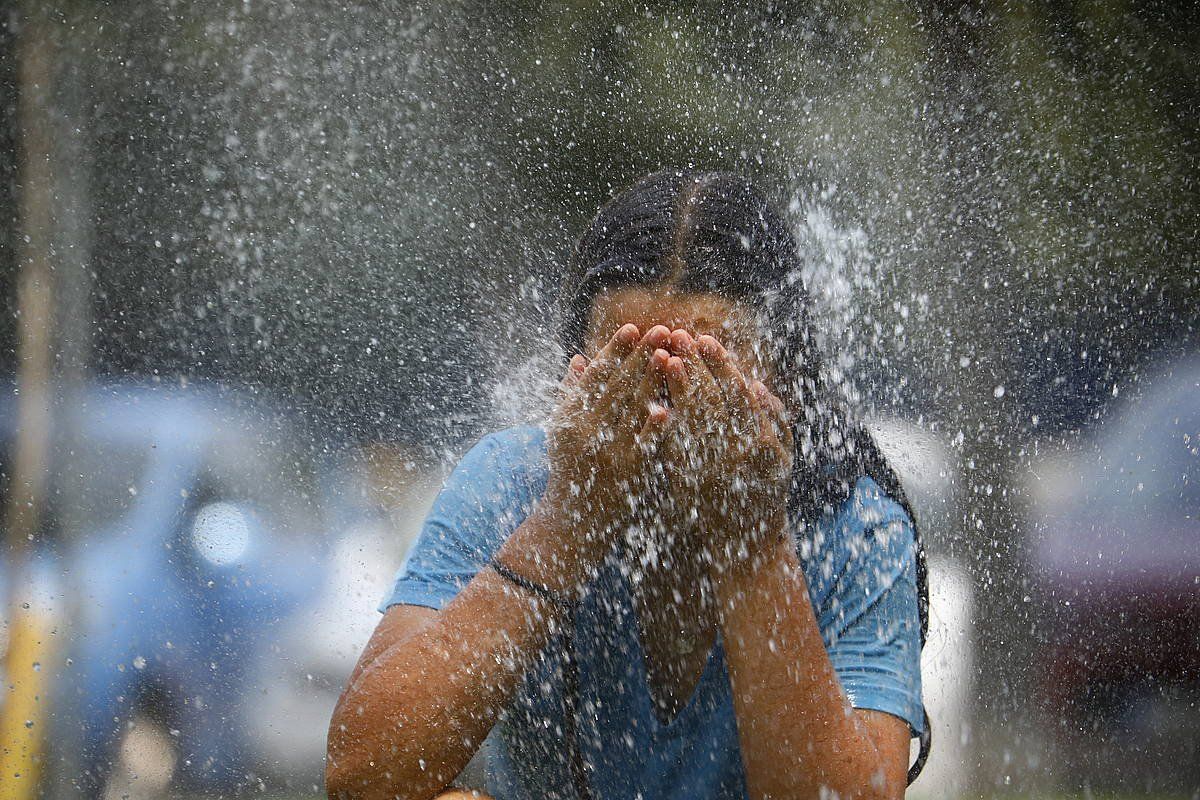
[
  {"left": 570, "top": 286, "right": 795, "bottom": 721},
  {"left": 326, "top": 285, "right": 912, "bottom": 800}
]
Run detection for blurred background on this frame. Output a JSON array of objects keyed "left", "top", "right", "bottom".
[{"left": 0, "top": 1, "right": 1196, "bottom": 798}]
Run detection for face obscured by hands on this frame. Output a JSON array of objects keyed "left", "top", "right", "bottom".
[
  {"left": 584, "top": 286, "right": 777, "bottom": 392},
  {"left": 571, "top": 286, "right": 794, "bottom": 577}
]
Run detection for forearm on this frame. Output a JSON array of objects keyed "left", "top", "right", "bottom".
[
  {"left": 716, "top": 536, "right": 897, "bottom": 800},
  {"left": 326, "top": 514, "right": 569, "bottom": 800}
]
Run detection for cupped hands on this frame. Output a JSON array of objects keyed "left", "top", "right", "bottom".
[{"left": 547, "top": 324, "right": 795, "bottom": 582}]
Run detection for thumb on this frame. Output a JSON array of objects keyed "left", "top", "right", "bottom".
[
  {"left": 560, "top": 354, "right": 589, "bottom": 391},
  {"left": 636, "top": 402, "right": 674, "bottom": 454}
]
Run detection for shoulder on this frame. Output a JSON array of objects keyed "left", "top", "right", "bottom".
[
  {"left": 806, "top": 474, "right": 913, "bottom": 547},
  {"left": 398, "top": 425, "right": 548, "bottom": 568},
  {"left": 844, "top": 475, "right": 912, "bottom": 535},
  {"left": 476, "top": 423, "right": 547, "bottom": 460},
  {"left": 802, "top": 475, "right": 916, "bottom": 600},
  {"left": 465, "top": 424, "right": 548, "bottom": 485},
  {"left": 831, "top": 475, "right": 918, "bottom": 581},
  {"left": 446, "top": 424, "right": 549, "bottom": 509}
]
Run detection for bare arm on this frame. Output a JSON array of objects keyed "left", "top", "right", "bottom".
[
  {"left": 717, "top": 534, "right": 911, "bottom": 800},
  {"left": 326, "top": 323, "right": 672, "bottom": 800},
  {"left": 661, "top": 331, "right": 911, "bottom": 798},
  {"left": 325, "top": 509, "right": 570, "bottom": 800}
]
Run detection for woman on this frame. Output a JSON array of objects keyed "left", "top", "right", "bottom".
[{"left": 326, "top": 170, "right": 928, "bottom": 800}]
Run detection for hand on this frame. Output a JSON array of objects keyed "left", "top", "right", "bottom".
[
  {"left": 659, "top": 330, "right": 795, "bottom": 579},
  {"left": 524, "top": 323, "right": 674, "bottom": 591}
]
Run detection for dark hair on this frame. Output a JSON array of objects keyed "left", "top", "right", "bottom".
[
  {"left": 555, "top": 169, "right": 931, "bottom": 787},
  {"left": 559, "top": 170, "right": 811, "bottom": 393}
]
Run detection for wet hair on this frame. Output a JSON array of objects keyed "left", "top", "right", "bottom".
[
  {"left": 559, "top": 170, "right": 810, "bottom": 392},
  {"left": 561, "top": 172, "right": 826, "bottom": 508},
  {"left": 556, "top": 168, "right": 931, "bottom": 784},
  {"left": 560, "top": 170, "right": 904, "bottom": 523}
]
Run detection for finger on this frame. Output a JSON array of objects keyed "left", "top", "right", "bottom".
[
  {"left": 608, "top": 325, "right": 672, "bottom": 407},
  {"left": 614, "top": 345, "right": 669, "bottom": 442},
  {"left": 553, "top": 355, "right": 591, "bottom": 420},
  {"left": 633, "top": 347, "right": 670, "bottom": 412},
  {"left": 664, "top": 354, "right": 691, "bottom": 404},
  {"left": 636, "top": 401, "right": 673, "bottom": 453},
  {"left": 641, "top": 324, "right": 673, "bottom": 350},
  {"left": 753, "top": 381, "right": 792, "bottom": 448},
  {"left": 769, "top": 392, "right": 794, "bottom": 452},
  {"left": 691, "top": 358, "right": 727, "bottom": 436},
  {"left": 670, "top": 331, "right": 727, "bottom": 433},
  {"left": 664, "top": 330, "right": 709, "bottom": 399},
  {"left": 748, "top": 380, "right": 773, "bottom": 438},
  {"left": 668, "top": 328, "right": 696, "bottom": 360},
  {"left": 696, "top": 335, "right": 757, "bottom": 435},
  {"left": 579, "top": 323, "right": 641, "bottom": 389},
  {"left": 560, "top": 354, "right": 589, "bottom": 390}
]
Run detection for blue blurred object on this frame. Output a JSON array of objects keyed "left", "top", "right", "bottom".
[
  {"left": 1025, "top": 353, "right": 1200, "bottom": 789},
  {"left": 1030, "top": 354, "right": 1200, "bottom": 588},
  {"left": 0, "top": 382, "right": 327, "bottom": 795}
]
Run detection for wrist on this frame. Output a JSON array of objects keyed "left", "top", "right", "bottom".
[
  {"left": 495, "top": 501, "right": 608, "bottom": 597},
  {"left": 711, "top": 517, "right": 792, "bottom": 596}
]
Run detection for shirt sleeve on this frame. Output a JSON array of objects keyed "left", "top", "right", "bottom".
[
  {"left": 823, "top": 485, "right": 925, "bottom": 737},
  {"left": 377, "top": 427, "right": 545, "bottom": 613}
]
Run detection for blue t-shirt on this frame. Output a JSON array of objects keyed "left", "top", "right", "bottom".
[{"left": 380, "top": 425, "right": 923, "bottom": 800}]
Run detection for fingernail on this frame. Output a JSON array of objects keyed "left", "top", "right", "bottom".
[{"left": 700, "top": 336, "right": 725, "bottom": 357}]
